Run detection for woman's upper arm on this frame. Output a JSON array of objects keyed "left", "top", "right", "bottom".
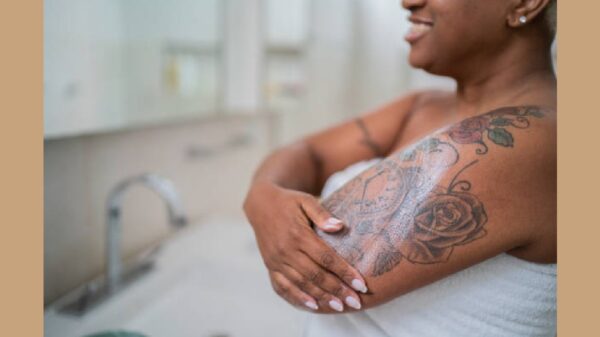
[
  {"left": 316, "top": 106, "right": 556, "bottom": 310},
  {"left": 300, "top": 92, "right": 422, "bottom": 190}
]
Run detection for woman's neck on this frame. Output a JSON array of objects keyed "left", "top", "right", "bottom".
[{"left": 452, "top": 39, "right": 556, "bottom": 119}]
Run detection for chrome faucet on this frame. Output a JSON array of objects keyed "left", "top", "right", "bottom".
[
  {"left": 105, "top": 173, "right": 187, "bottom": 293},
  {"left": 57, "top": 173, "right": 187, "bottom": 315}
]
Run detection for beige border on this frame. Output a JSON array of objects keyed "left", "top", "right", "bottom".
[
  {"left": 556, "top": 0, "right": 600, "bottom": 335},
  {"left": 0, "top": 0, "right": 43, "bottom": 336},
  {"left": 0, "top": 0, "right": 594, "bottom": 335}
]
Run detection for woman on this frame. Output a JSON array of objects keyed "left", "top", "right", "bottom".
[{"left": 244, "top": 0, "right": 556, "bottom": 336}]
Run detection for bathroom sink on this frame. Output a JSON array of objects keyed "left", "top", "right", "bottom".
[{"left": 44, "top": 215, "right": 307, "bottom": 337}]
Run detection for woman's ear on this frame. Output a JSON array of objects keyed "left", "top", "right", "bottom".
[{"left": 506, "top": 0, "right": 552, "bottom": 28}]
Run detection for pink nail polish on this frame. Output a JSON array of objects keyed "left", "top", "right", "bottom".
[
  {"left": 323, "top": 218, "right": 342, "bottom": 230},
  {"left": 304, "top": 301, "right": 319, "bottom": 310},
  {"left": 352, "top": 279, "right": 368, "bottom": 293},
  {"left": 325, "top": 217, "right": 342, "bottom": 226},
  {"left": 328, "top": 299, "right": 344, "bottom": 312},
  {"left": 345, "top": 296, "right": 361, "bottom": 310}
]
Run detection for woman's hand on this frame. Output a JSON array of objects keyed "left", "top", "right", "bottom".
[{"left": 243, "top": 181, "right": 368, "bottom": 313}]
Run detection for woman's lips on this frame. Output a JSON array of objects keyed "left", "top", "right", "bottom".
[{"left": 405, "top": 21, "right": 433, "bottom": 44}]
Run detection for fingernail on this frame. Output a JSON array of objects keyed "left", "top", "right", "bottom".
[
  {"left": 352, "top": 279, "right": 368, "bottom": 293},
  {"left": 304, "top": 301, "right": 319, "bottom": 311},
  {"left": 323, "top": 217, "right": 342, "bottom": 230},
  {"left": 345, "top": 296, "right": 362, "bottom": 310},
  {"left": 328, "top": 299, "right": 344, "bottom": 312}
]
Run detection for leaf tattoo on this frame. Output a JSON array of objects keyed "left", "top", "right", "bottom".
[{"left": 488, "top": 128, "right": 514, "bottom": 147}]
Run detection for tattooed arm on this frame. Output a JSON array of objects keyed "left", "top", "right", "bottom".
[
  {"left": 244, "top": 93, "right": 423, "bottom": 312},
  {"left": 314, "top": 106, "right": 557, "bottom": 313}
]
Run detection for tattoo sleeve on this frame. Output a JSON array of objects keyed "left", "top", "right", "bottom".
[{"left": 317, "top": 106, "right": 547, "bottom": 277}]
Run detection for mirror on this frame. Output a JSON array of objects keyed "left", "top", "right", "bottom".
[{"left": 44, "top": 0, "right": 224, "bottom": 139}]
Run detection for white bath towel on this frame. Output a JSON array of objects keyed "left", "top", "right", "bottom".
[{"left": 305, "top": 159, "right": 556, "bottom": 337}]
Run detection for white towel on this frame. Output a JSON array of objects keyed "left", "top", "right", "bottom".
[{"left": 306, "top": 160, "right": 557, "bottom": 337}]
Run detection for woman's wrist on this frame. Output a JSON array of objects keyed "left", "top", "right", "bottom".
[{"left": 244, "top": 180, "right": 284, "bottom": 226}]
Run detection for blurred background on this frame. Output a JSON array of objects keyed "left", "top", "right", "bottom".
[{"left": 44, "top": 1, "right": 555, "bottom": 336}]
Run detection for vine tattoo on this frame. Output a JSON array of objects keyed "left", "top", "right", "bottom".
[{"left": 318, "top": 106, "right": 546, "bottom": 277}]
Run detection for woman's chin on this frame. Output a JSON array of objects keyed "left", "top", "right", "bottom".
[
  {"left": 407, "top": 51, "right": 449, "bottom": 76},
  {"left": 408, "top": 52, "right": 433, "bottom": 71}
]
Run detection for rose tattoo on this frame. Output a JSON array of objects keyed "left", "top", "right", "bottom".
[
  {"left": 382, "top": 160, "right": 487, "bottom": 274},
  {"left": 447, "top": 106, "right": 544, "bottom": 154},
  {"left": 408, "top": 189, "right": 487, "bottom": 263},
  {"left": 448, "top": 116, "right": 490, "bottom": 145}
]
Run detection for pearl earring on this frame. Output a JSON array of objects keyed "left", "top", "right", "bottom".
[{"left": 519, "top": 16, "right": 527, "bottom": 24}]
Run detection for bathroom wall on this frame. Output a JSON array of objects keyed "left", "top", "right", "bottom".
[
  {"left": 44, "top": 115, "right": 273, "bottom": 305},
  {"left": 274, "top": 0, "right": 355, "bottom": 145}
]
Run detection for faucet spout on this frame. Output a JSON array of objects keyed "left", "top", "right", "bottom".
[{"left": 105, "top": 173, "right": 187, "bottom": 293}]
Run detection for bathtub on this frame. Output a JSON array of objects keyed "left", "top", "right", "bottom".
[{"left": 44, "top": 215, "right": 308, "bottom": 337}]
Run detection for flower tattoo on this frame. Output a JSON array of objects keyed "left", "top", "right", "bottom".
[
  {"left": 397, "top": 161, "right": 487, "bottom": 265},
  {"left": 448, "top": 116, "right": 490, "bottom": 145},
  {"left": 448, "top": 106, "right": 544, "bottom": 154}
]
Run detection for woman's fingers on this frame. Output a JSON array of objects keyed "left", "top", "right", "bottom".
[
  {"left": 300, "top": 196, "right": 344, "bottom": 232},
  {"left": 270, "top": 271, "right": 319, "bottom": 311},
  {"left": 246, "top": 186, "right": 366, "bottom": 312},
  {"left": 283, "top": 255, "right": 362, "bottom": 311},
  {"left": 301, "top": 234, "right": 369, "bottom": 294},
  {"left": 280, "top": 264, "right": 346, "bottom": 312}
]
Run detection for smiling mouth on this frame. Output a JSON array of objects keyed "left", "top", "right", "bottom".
[{"left": 405, "top": 18, "right": 433, "bottom": 43}]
